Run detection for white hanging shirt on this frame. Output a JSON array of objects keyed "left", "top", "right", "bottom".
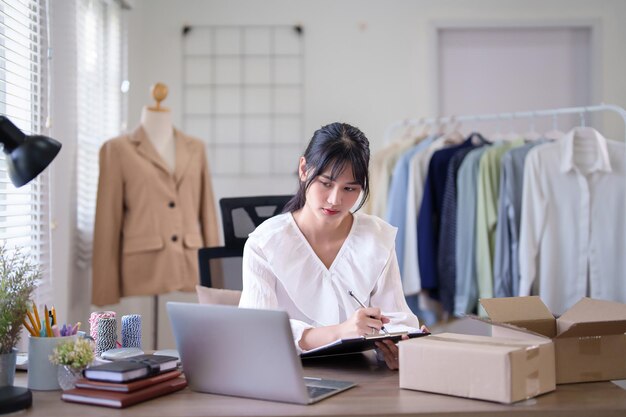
[
  {"left": 239, "top": 212, "right": 421, "bottom": 353},
  {"left": 518, "top": 127, "right": 626, "bottom": 315}
]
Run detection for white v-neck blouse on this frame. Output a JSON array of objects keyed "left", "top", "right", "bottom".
[{"left": 239, "top": 211, "right": 420, "bottom": 353}]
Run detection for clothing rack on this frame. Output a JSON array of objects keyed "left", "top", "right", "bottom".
[
  {"left": 385, "top": 103, "right": 626, "bottom": 307},
  {"left": 384, "top": 103, "right": 626, "bottom": 144}
]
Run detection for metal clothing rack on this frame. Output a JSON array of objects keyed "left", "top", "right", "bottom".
[
  {"left": 385, "top": 102, "right": 626, "bottom": 283},
  {"left": 384, "top": 103, "right": 626, "bottom": 144}
]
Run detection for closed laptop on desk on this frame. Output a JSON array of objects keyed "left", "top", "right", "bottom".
[{"left": 166, "top": 302, "right": 355, "bottom": 404}]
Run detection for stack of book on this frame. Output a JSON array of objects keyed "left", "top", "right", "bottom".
[{"left": 61, "top": 354, "right": 187, "bottom": 408}]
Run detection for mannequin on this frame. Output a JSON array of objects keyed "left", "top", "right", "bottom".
[
  {"left": 92, "top": 81, "right": 220, "bottom": 309},
  {"left": 141, "top": 83, "right": 176, "bottom": 172}
]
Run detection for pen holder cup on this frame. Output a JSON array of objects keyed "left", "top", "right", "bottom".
[{"left": 27, "top": 335, "right": 77, "bottom": 391}]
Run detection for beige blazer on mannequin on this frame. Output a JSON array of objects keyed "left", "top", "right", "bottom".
[{"left": 92, "top": 126, "right": 220, "bottom": 306}]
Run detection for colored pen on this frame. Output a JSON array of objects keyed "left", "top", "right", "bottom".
[
  {"left": 44, "top": 305, "right": 52, "bottom": 337},
  {"left": 51, "top": 306, "right": 57, "bottom": 326},
  {"left": 348, "top": 290, "right": 390, "bottom": 335}
]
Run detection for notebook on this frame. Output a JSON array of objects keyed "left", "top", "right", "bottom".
[
  {"left": 83, "top": 355, "right": 178, "bottom": 382},
  {"left": 75, "top": 370, "right": 182, "bottom": 393},
  {"left": 62, "top": 377, "right": 187, "bottom": 408},
  {"left": 166, "top": 302, "right": 356, "bottom": 405},
  {"left": 301, "top": 330, "right": 430, "bottom": 359}
]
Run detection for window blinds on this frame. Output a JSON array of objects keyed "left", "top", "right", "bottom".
[
  {"left": 0, "top": 0, "right": 51, "bottom": 283},
  {"left": 75, "top": 0, "right": 124, "bottom": 268}
]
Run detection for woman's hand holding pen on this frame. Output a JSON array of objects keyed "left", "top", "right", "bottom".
[
  {"left": 340, "top": 307, "right": 390, "bottom": 338},
  {"left": 375, "top": 324, "right": 430, "bottom": 370}
]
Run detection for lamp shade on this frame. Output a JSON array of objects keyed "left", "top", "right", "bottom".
[{"left": 0, "top": 116, "right": 61, "bottom": 187}]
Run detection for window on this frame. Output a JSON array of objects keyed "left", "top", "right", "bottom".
[
  {"left": 75, "top": 0, "right": 125, "bottom": 268},
  {"left": 0, "top": 0, "right": 51, "bottom": 292}
]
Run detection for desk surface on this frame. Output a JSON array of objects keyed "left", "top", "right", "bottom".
[{"left": 14, "top": 353, "right": 626, "bottom": 417}]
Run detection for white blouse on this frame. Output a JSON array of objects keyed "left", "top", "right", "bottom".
[
  {"left": 518, "top": 127, "right": 626, "bottom": 315},
  {"left": 239, "top": 212, "right": 420, "bottom": 353}
]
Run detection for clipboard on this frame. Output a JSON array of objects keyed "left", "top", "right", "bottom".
[{"left": 300, "top": 331, "right": 430, "bottom": 359}]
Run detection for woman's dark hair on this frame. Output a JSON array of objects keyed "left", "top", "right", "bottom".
[{"left": 283, "top": 122, "right": 370, "bottom": 213}]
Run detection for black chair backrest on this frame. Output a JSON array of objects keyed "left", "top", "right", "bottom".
[
  {"left": 220, "top": 195, "right": 292, "bottom": 250},
  {"left": 198, "top": 195, "right": 292, "bottom": 289}
]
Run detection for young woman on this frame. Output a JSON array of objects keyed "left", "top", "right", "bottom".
[{"left": 238, "top": 122, "right": 426, "bottom": 370}]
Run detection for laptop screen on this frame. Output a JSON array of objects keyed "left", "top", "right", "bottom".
[{"left": 167, "top": 302, "right": 312, "bottom": 403}]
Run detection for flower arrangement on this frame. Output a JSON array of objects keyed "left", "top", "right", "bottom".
[
  {"left": 0, "top": 245, "right": 40, "bottom": 354},
  {"left": 49, "top": 337, "right": 95, "bottom": 369}
]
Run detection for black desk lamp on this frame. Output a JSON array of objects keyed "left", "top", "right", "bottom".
[
  {"left": 0, "top": 115, "right": 61, "bottom": 414},
  {"left": 0, "top": 115, "right": 62, "bottom": 187}
]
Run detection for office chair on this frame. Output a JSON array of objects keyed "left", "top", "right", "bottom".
[{"left": 198, "top": 195, "right": 292, "bottom": 290}]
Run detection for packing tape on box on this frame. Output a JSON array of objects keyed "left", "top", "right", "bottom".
[
  {"left": 425, "top": 335, "right": 542, "bottom": 350},
  {"left": 526, "top": 345, "right": 540, "bottom": 360},
  {"left": 525, "top": 371, "right": 540, "bottom": 398}
]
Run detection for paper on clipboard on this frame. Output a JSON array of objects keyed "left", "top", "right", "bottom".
[{"left": 299, "top": 331, "right": 430, "bottom": 359}]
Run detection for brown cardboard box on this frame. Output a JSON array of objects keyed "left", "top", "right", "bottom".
[
  {"left": 480, "top": 296, "right": 626, "bottom": 384},
  {"left": 398, "top": 332, "right": 555, "bottom": 404}
]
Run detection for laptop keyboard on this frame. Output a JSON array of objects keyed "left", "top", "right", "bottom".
[{"left": 306, "top": 385, "right": 337, "bottom": 399}]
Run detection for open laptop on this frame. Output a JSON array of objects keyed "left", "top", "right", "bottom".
[{"left": 167, "top": 302, "right": 356, "bottom": 404}]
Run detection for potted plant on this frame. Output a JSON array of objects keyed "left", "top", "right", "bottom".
[
  {"left": 49, "top": 338, "right": 95, "bottom": 390},
  {"left": 0, "top": 245, "right": 39, "bottom": 387}
]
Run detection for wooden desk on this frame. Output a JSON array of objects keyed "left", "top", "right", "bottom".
[{"left": 14, "top": 353, "right": 626, "bottom": 417}]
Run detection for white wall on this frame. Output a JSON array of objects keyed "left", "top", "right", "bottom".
[
  {"left": 50, "top": 0, "right": 626, "bottom": 349},
  {"left": 127, "top": 0, "right": 626, "bottom": 152}
]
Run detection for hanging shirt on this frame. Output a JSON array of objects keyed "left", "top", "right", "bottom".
[
  {"left": 366, "top": 139, "right": 419, "bottom": 217},
  {"left": 418, "top": 138, "right": 474, "bottom": 294},
  {"left": 239, "top": 212, "right": 420, "bottom": 353},
  {"left": 493, "top": 140, "right": 548, "bottom": 298},
  {"left": 454, "top": 146, "right": 491, "bottom": 316},
  {"left": 401, "top": 135, "right": 447, "bottom": 296},
  {"left": 475, "top": 138, "right": 524, "bottom": 306},
  {"left": 519, "top": 128, "right": 626, "bottom": 315},
  {"left": 437, "top": 139, "right": 486, "bottom": 314},
  {"left": 385, "top": 135, "right": 435, "bottom": 294}
]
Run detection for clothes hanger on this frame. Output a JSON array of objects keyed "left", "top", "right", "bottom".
[
  {"left": 490, "top": 114, "right": 503, "bottom": 142},
  {"left": 523, "top": 113, "right": 542, "bottom": 141},
  {"left": 543, "top": 113, "right": 564, "bottom": 141},
  {"left": 572, "top": 110, "right": 600, "bottom": 141},
  {"left": 444, "top": 115, "right": 464, "bottom": 144},
  {"left": 418, "top": 117, "right": 431, "bottom": 137},
  {"left": 504, "top": 114, "right": 520, "bottom": 141}
]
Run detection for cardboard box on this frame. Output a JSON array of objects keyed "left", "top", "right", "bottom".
[
  {"left": 480, "top": 296, "right": 626, "bottom": 384},
  {"left": 399, "top": 332, "right": 555, "bottom": 404}
]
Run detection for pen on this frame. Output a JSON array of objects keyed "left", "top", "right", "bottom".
[
  {"left": 348, "top": 290, "right": 390, "bottom": 335},
  {"left": 51, "top": 306, "right": 57, "bottom": 326},
  {"left": 44, "top": 305, "right": 52, "bottom": 337}
]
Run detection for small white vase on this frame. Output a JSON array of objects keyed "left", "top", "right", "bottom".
[{"left": 0, "top": 348, "right": 17, "bottom": 387}]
